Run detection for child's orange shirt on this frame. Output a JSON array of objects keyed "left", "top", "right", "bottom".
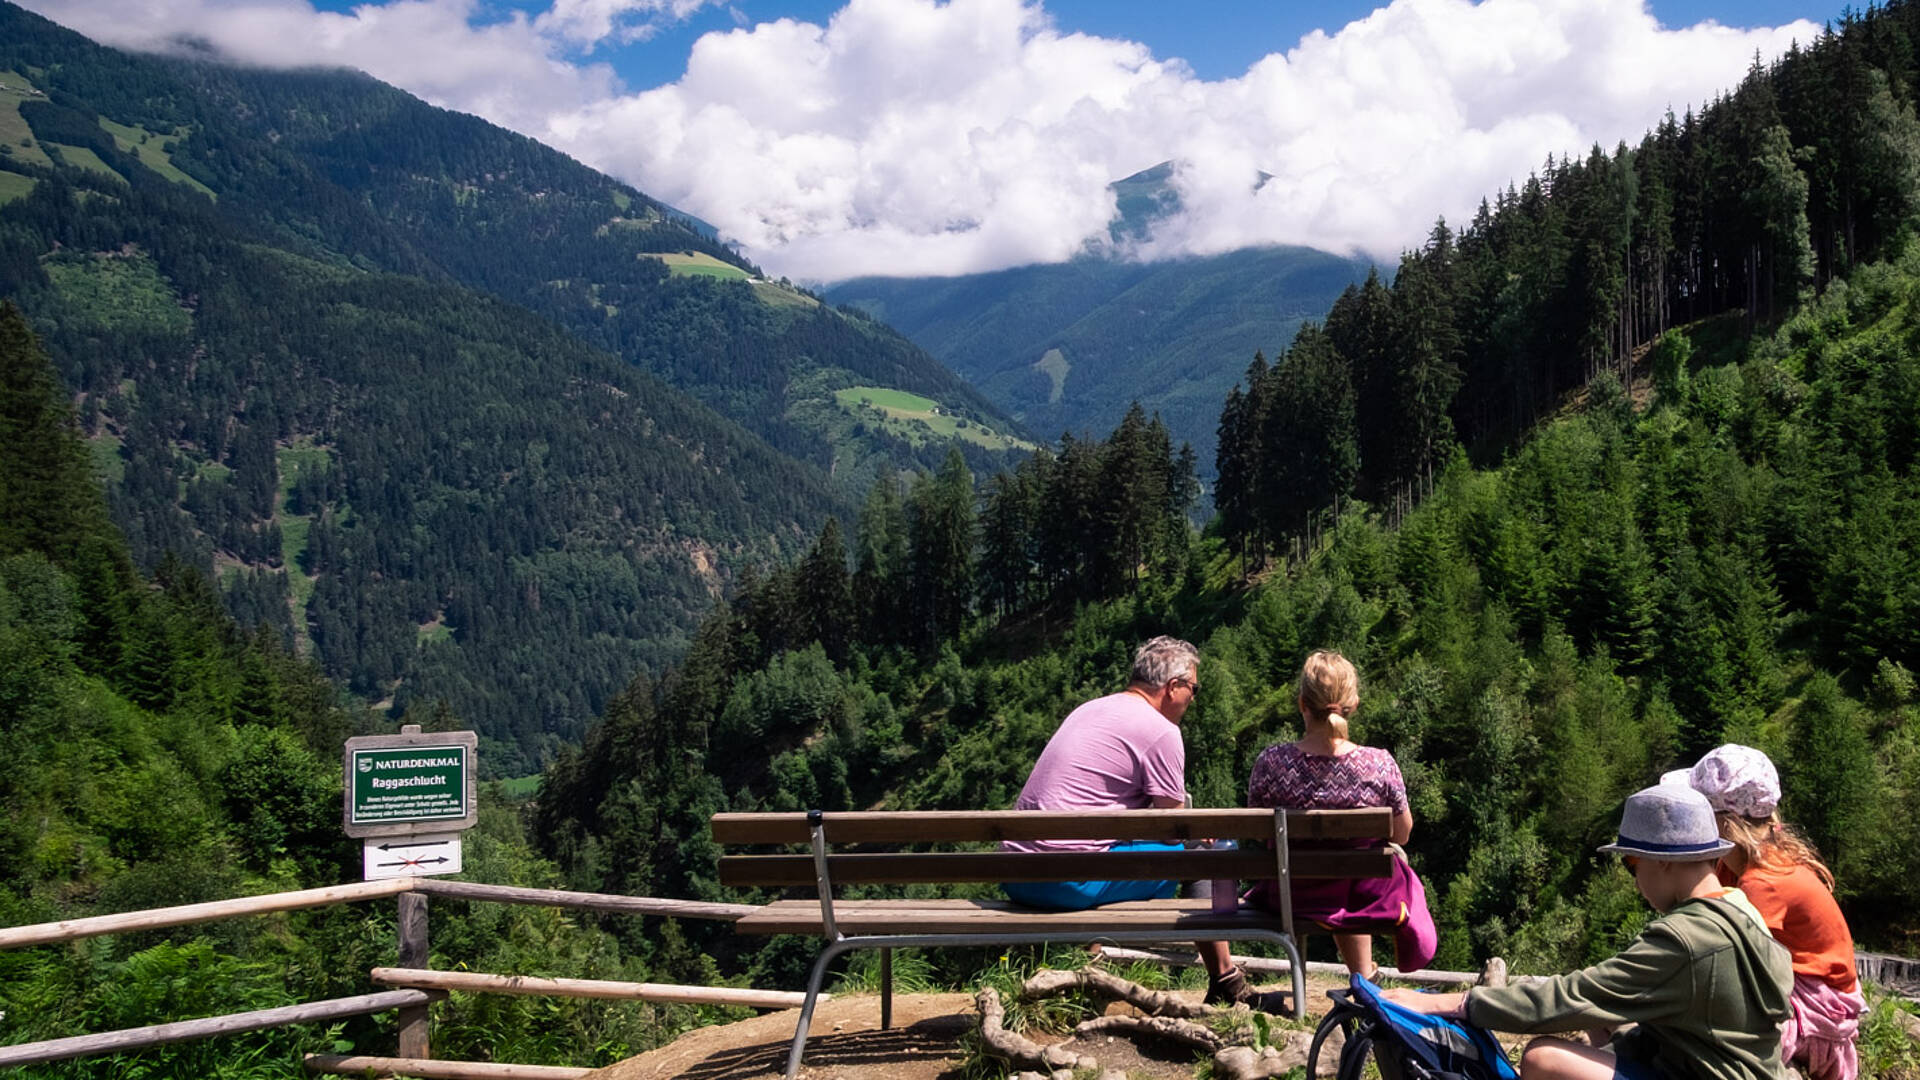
[{"left": 1728, "top": 860, "right": 1858, "bottom": 992}]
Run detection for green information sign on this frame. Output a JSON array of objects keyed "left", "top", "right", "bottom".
[{"left": 349, "top": 745, "right": 469, "bottom": 825}]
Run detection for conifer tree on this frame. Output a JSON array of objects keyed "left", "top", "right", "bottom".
[
  {"left": 1095, "top": 403, "right": 1166, "bottom": 590},
  {"left": 0, "top": 303, "right": 109, "bottom": 564},
  {"left": 1267, "top": 325, "right": 1359, "bottom": 546},
  {"left": 1162, "top": 440, "right": 1200, "bottom": 571},
  {"left": 1215, "top": 380, "right": 1257, "bottom": 562},
  {"left": 853, "top": 475, "right": 909, "bottom": 644},
  {"left": 1747, "top": 123, "right": 1816, "bottom": 320},
  {"left": 1040, "top": 433, "right": 1099, "bottom": 597},
  {"left": 978, "top": 465, "right": 1040, "bottom": 616},
  {"left": 1388, "top": 235, "right": 1464, "bottom": 507},
  {"left": 907, "top": 450, "right": 975, "bottom": 645},
  {"left": 1325, "top": 271, "right": 1397, "bottom": 499},
  {"left": 794, "top": 517, "right": 853, "bottom": 661}
]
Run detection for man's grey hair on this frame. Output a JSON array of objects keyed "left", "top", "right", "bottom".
[{"left": 1130, "top": 636, "right": 1200, "bottom": 688}]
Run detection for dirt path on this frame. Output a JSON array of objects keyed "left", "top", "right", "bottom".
[{"left": 587, "top": 974, "right": 1354, "bottom": 1080}]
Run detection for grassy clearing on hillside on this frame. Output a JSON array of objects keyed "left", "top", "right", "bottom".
[
  {"left": 834, "top": 385, "right": 1034, "bottom": 451},
  {"left": 88, "top": 433, "right": 124, "bottom": 485},
  {"left": 45, "top": 251, "right": 192, "bottom": 336},
  {"left": 646, "top": 251, "right": 752, "bottom": 281},
  {"left": 601, "top": 208, "right": 661, "bottom": 232},
  {"left": 98, "top": 117, "right": 215, "bottom": 198},
  {"left": 47, "top": 143, "right": 122, "bottom": 182},
  {"left": 1034, "top": 347, "right": 1069, "bottom": 405},
  {"left": 839, "top": 387, "right": 943, "bottom": 412},
  {"left": 752, "top": 279, "right": 819, "bottom": 309},
  {"left": 276, "top": 443, "right": 333, "bottom": 612},
  {"left": 0, "top": 73, "right": 54, "bottom": 169},
  {"left": 0, "top": 170, "right": 33, "bottom": 205}
]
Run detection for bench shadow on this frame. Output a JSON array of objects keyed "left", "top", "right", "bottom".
[{"left": 673, "top": 1014, "right": 977, "bottom": 1079}]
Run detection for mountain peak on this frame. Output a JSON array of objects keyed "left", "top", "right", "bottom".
[{"left": 1108, "top": 159, "right": 1273, "bottom": 245}]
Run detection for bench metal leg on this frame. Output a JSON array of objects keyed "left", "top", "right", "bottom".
[
  {"left": 1278, "top": 934, "right": 1306, "bottom": 1022},
  {"left": 780, "top": 928, "right": 1306, "bottom": 1076},
  {"left": 785, "top": 938, "right": 853, "bottom": 1079}
]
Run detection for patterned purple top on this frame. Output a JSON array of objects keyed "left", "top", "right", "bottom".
[{"left": 1247, "top": 743, "right": 1408, "bottom": 814}]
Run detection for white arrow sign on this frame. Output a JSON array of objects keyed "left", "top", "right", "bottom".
[{"left": 364, "top": 831, "right": 463, "bottom": 879}]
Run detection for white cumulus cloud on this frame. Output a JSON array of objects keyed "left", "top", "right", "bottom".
[
  {"left": 572, "top": 0, "right": 1815, "bottom": 280},
  {"left": 21, "top": 0, "right": 1818, "bottom": 282}
]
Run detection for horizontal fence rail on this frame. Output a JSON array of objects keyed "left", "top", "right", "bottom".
[
  {"left": 5, "top": 872, "right": 1912, "bottom": 1076},
  {"left": 411, "top": 877, "right": 757, "bottom": 921},
  {"left": 1093, "top": 946, "right": 1553, "bottom": 987},
  {"left": 0, "top": 877, "right": 799, "bottom": 1075},
  {"left": 305, "top": 1053, "right": 592, "bottom": 1079},
  {"left": 0, "top": 878, "right": 417, "bottom": 951},
  {"left": 0, "top": 990, "right": 444, "bottom": 1069},
  {"left": 372, "top": 966, "right": 823, "bottom": 1009}
]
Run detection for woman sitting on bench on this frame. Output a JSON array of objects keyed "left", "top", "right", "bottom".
[{"left": 1245, "top": 649, "right": 1437, "bottom": 975}]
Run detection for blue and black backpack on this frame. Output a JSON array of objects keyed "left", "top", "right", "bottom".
[{"left": 1306, "top": 975, "right": 1520, "bottom": 1080}]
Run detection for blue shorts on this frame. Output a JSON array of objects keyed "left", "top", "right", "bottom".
[{"left": 1001, "top": 840, "right": 1182, "bottom": 911}]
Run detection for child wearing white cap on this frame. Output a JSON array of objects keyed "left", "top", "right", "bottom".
[
  {"left": 1384, "top": 783, "right": 1792, "bottom": 1080},
  {"left": 1685, "top": 745, "right": 1865, "bottom": 1080}
]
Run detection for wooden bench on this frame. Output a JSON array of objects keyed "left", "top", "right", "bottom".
[{"left": 713, "top": 806, "right": 1395, "bottom": 1078}]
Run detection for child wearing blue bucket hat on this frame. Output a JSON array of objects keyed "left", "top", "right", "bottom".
[{"left": 1384, "top": 783, "right": 1794, "bottom": 1080}]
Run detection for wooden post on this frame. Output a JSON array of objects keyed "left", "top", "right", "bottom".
[{"left": 397, "top": 892, "right": 431, "bottom": 1059}]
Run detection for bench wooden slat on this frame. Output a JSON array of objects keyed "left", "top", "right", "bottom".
[
  {"left": 733, "top": 898, "right": 1292, "bottom": 936},
  {"left": 709, "top": 808, "right": 1391, "bottom": 845},
  {"left": 718, "top": 848, "right": 1392, "bottom": 886}
]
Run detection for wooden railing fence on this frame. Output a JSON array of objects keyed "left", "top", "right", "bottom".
[
  {"left": 0, "top": 876, "right": 778, "bottom": 1078},
  {"left": 7, "top": 878, "right": 1914, "bottom": 1077}
]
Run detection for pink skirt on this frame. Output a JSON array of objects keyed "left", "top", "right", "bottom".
[
  {"left": 1246, "top": 850, "right": 1437, "bottom": 972},
  {"left": 1780, "top": 973, "right": 1866, "bottom": 1080}
]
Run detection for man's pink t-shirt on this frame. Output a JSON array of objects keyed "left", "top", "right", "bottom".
[{"left": 1005, "top": 691, "right": 1186, "bottom": 853}]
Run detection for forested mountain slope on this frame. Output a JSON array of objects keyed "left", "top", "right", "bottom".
[
  {"left": 0, "top": 305, "right": 714, "bottom": 1075},
  {"left": 826, "top": 165, "right": 1373, "bottom": 475},
  {"left": 540, "top": 253, "right": 1920, "bottom": 993},
  {"left": 536, "top": 4, "right": 1920, "bottom": 989},
  {"left": 0, "top": 1, "right": 1022, "bottom": 770},
  {"left": 160, "top": 61, "right": 1025, "bottom": 481}
]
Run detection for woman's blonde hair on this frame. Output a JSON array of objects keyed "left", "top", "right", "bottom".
[
  {"left": 1717, "top": 812, "right": 1835, "bottom": 890},
  {"left": 1298, "top": 650, "right": 1359, "bottom": 739}
]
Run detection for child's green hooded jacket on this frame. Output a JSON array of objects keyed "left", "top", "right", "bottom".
[{"left": 1465, "top": 889, "right": 1793, "bottom": 1080}]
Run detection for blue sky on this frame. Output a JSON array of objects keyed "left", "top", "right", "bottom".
[{"left": 31, "top": 0, "right": 1840, "bottom": 280}]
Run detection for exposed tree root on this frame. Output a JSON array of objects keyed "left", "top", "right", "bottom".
[
  {"left": 980, "top": 967, "right": 1318, "bottom": 1080},
  {"left": 973, "top": 986, "right": 1095, "bottom": 1073},
  {"left": 1020, "top": 966, "right": 1213, "bottom": 1018},
  {"left": 1074, "top": 1013, "right": 1224, "bottom": 1050}
]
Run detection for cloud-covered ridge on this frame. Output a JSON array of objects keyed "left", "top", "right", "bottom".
[{"left": 27, "top": 0, "right": 1817, "bottom": 282}]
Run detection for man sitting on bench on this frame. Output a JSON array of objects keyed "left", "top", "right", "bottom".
[{"left": 1002, "top": 635, "right": 1274, "bottom": 1008}]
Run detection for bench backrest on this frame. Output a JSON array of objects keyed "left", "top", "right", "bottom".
[{"left": 713, "top": 808, "right": 1395, "bottom": 888}]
